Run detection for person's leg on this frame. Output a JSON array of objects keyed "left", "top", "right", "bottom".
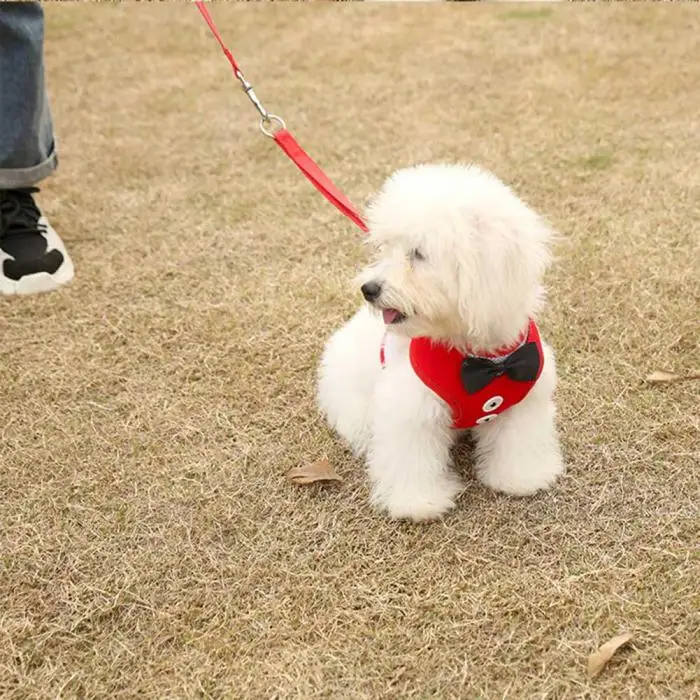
[
  {"left": 0, "top": 2, "right": 56, "bottom": 186},
  {"left": 0, "top": 2, "right": 73, "bottom": 295}
]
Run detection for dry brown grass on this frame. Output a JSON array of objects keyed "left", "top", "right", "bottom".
[{"left": 1, "top": 4, "right": 699, "bottom": 698}]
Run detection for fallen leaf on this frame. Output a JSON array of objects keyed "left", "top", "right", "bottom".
[
  {"left": 645, "top": 370, "right": 700, "bottom": 383},
  {"left": 587, "top": 632, "right": 633, "bottom": 679},
  {"left": 287, "top": 458, "right": 342, "bottom": 485}
]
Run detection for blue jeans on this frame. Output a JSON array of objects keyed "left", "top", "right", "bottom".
[{"left": 0, "top": 2, "right": 56, "bottom": 189}]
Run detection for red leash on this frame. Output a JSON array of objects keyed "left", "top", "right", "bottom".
[{"left": 195, "top": 1, "right": 369, "bottom": 233}]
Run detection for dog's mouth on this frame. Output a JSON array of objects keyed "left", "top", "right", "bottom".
[{"left": 381, "top": 308, "right": 407, "bottom": 325}]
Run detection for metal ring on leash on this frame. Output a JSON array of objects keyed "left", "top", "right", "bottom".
[
  {"left": 260, "top": 114, "right": 286, "bottom": 138},
  {"left": 196, "top": 1, "right": 369, "bottom": 233}
]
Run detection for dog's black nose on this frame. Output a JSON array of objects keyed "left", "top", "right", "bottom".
[{"left": 361, "top": 281, "right": 382, "bottom": 302}]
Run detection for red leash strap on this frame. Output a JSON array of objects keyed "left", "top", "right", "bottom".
[
  {"left": 195, "top": 1, "right": 369, "bottom": 234},
  {"left": 195, "top": 2, "right": 240, "bottom": 73},
  {"left": 273, "top": 131, "right": 369, "bottom": 233}
]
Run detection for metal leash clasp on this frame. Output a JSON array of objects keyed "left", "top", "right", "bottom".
[{"left": 234, "top": 69, "right": 286, "bottom": 139}]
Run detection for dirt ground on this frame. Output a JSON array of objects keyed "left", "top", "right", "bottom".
[{"left": 2, "top": 4, "right": 698, "bottom": 698}]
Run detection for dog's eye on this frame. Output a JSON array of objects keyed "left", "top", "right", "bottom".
[{"left": 410, "top": 249, "right": 426, "bottom": 262}]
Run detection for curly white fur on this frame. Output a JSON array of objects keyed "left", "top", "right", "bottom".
[{"left": 318, "top": 164, "right": 564, "bottom": 521}]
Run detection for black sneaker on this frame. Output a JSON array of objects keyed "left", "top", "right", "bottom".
[{"left": 0, "top": 188, "right": 74, "bottom": 295}]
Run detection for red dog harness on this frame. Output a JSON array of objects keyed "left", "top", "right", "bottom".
[{"left": 381, "top": 320, "right": 544, "bottom": 429}]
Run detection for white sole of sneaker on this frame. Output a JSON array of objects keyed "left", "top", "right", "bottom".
[
  {"left": 0, "top": 219, "right": 75, "bottom": 296},
  {"left": 4, "top": 260, "right": 74, "bottom": 295},
  {"left": 0, "top": 259, "right": 74, "bottom": 295}
]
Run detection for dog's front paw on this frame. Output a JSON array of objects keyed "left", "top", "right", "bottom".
[
  {"left": 476, "top": 454, "right": 564, "bottom": 496},
  {"left": 370, "top": 474, "right": 463, "bottom": 522}
]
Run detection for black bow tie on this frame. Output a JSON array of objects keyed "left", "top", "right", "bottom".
[{"left": 460, "top": 342, "right": 541, "bottom": 395}]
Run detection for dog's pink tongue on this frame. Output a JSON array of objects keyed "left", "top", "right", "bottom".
[{"left": 382, "top": 309, "right": 400, "bottom": 324}]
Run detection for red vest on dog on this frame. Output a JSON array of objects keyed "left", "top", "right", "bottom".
[{"left": 381, "top": 320, "right": 544, "bottom": 430}]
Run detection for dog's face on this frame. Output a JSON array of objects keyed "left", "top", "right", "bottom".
[
  {"left": 358, "top": 164, "right": 553, "bottom": 349},
  {"left": 357, "top": 228, "right": 461, "bottom": 340}
]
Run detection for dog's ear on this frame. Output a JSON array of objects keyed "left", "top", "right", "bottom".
[{"left": 455, "top": 210, "right": 554, "bottom": 345}]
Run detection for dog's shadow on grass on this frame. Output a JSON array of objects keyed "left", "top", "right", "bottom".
[{"left": 451, "top": 433, "right": 478, "bottom": 483}]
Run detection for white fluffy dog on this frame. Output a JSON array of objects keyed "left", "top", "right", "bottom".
[{"left": 317, "top": 164, "right": 564, "bottom": 521}]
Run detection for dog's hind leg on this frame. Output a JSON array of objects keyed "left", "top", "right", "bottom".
[{"left": 317, "top": 307, "right": 384, "bottom": 457}]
